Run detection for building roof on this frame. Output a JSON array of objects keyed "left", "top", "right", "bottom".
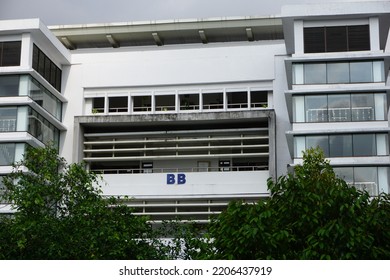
[{"left": 48, "top": 16, "right": 283, "bottom": 50}]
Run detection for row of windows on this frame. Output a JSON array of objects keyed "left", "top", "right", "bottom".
[
  {"left": 304, "top": 25, "right": 370, "bottom": 53},
  {"left": 293, "top": 60, "right": 384, "bottom": 85},
  {"left": 32, "top": 44, "right": 62, "bottom": 92},
  {"left": 292, "top": 93, "right": 387, "bottom": 123},
  {"left": 0, "top": 106, "right": 59, "bottom": 147},
  {"left": 90, "top": 91, "right": 268, "bottom": 114},
  {"left": 294, "top": 133, "right": 388, "bottom": 158},
  {"left": 0, "top": 75, "right": 62, "bottom": 120},
  {"left": 0, "top": 41, "right": 21, "bottom": 67}
]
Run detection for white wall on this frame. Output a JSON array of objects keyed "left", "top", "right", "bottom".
[
  {"left": 99, "top": 170, "right": 270, "bottom": 198},
  {"left": 61, "top": 41, "right": 286, "bottom": 163}
]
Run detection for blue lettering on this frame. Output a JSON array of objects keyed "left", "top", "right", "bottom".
[
  {"left": 177, "top": 173, "right": 186, "bottom": 185},
  {"left": 167, "top": 174, "right": 175, "bottom": 184}
]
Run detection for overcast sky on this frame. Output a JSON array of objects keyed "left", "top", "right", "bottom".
[{"left": 0, "top": 0, "right": 385, "bottom": 26}]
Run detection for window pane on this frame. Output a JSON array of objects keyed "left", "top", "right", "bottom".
[
  {"left": 203, "top": 92, "right": 223, "bottom": 110},
  {"left": 305, "top": 95, "right": 328, "bottom": 122},
  {"left": 250, "top": 91, "right": 267, "bottom": 108},
  {"left": 304, "top": 64, "right": 326, "bottom": 84},
  {"left": 374, "top": 93, "right": 387, "bottom": 121},
  {"left": 306, "top": 136, "right": 329, "bottom": 157},
  {"left": 327, "top": 63, "right": 350, "bottom": 83},
  {"left": 227, "top": 91, "right": 247, "bottom": 109},
  {"left": 133, "top": 96, "right": 151, "bottom": 112},
  {"left": 326, "top": 26, "right": 348, "bottom": 52},
  {"left": 155, "top": 95, "right": 175, "bottom": 111},
  {"left": 353, "top": 167, "right": 377, "bottom": 192},
  {"left": 334, "top": 167, "right": 354, "bottom": 183},
  {"left": 350, "top": 61, "right": 372, "bottom": 83},
  {"left": 328, "top": 95, "right": 351, "bottom": 122},
  {"left": 348, "top": 25, "right": 370, "bottom": 51},
  {"left": 0, "top": 107, "right": 17, "bottom": 132},
  {"left": 293, "top": 96, "right": 305, "bottom": 122},
  {"left": 0, "top": 143, "right": 15, "bottom": 165},
  {"left": 351, "top": 94, "right": 374, "bottom": 121},
  {"left": 304, "top": 27, "right": 325, "bottom": 53},
  {"left": 294, "top": 136, "right": 305, "bottom": 158},
  {"left": 92, "top": 97, "right": 105, "bottom": 113},
  {"left": 1, "top": 41, "right": 21, "bottom": 66},
  {"left": 179, "top": 94, "right": 199, "bottom": 111},
  {"left": 329, "top": 135, "right": 352, "bottom": 157},
  {"left": 0, "top": 75, "right": 19, "bottom": 97},
  {"left": 109, "top": 96, "right": 128, "bottom": 113},
  {"left": 353, "top": 134, "right": 376, "bottom": 156}
]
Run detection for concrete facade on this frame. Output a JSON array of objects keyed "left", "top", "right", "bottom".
[{"left": 1, "top": 1, "right": 389, "bottom": 221}]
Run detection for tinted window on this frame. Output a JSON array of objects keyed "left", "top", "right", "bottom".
[{"left": 0, "top": 41, "right": 21, "bottom": 66}]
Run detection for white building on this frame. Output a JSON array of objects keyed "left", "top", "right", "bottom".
[{"left": 0, "top": 1, "right": 389, "bottom": 222}]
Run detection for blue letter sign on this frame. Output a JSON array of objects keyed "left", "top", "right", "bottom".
[{"left": 166, "top": 173, "right": 186, "bottom": 185}]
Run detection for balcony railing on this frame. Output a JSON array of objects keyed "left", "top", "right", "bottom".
[
  {"left": 92, "top": 165, "right": 268, "bottom": 174},
  {"left": 307, "top": 107, "right": 374, "bottom": 122},
  {"left": 0, "top": 119, "right": 17, "bottom": 132}
]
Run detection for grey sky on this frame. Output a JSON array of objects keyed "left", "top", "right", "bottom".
[{"left": 0, "top": 0, "right": 384, "bottom": 25}]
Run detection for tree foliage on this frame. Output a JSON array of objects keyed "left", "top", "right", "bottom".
[
  {"left": 0, "top": 146, "right": 164, "bottom": 259},
  {"left": 194, "top": 148, "right": 390, "bottom": 259}
]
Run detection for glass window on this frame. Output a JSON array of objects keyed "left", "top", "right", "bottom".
[
  {"left": 179, "top": 94, "right": 199, "bottom": 111},
  {"left": 108, "top": 96, "right": 128, "bottom": 113},
  {"left": 227, "top": 91, "right": 248, "bottom": 109},
  {"left": 350, "top": 61, "right": 373, "bottom": 83},
  {"left": 92, "top": 97, "right": 105, "bottom": 113},
  {"left": 203, "top": 92, "right": 223, "bottom": 110},
  {"left": 293, "top": 96, "right": 305, "bottom": 122},
  {"left": 306, "top": 136, "right": 329, "bottom": 157},
  {"left": 133, "top": 96, "right": 151, "bottom": 112},
  {"left": 155, "top": 95, "right": 175, "bottom": 111},
  {"left": 292, "top": 64, "right": 304, "bottom": 85},
  {"left": 351, "top": 94, "right": 374, "bottom": 121},
  {"left": 0, "top": 75, "right": 19, "bottom": 97},
  {"left": 294, "top": 136, "right": 306, "bottom": 158},
  {"left": 0, "top": 143, "right": 15, "bottom": 165},
  {"left": 305, "top": 95, "right": 327, "bottom": 122},
  {"left": 326, "top": 26, "right": 348, "bottom": 52},
  {"left": 374, "top": 93, "right": 387, "bottom": 121},
  {"left": 250, "top": 91, "right": 267, "bottom": 108},
  {"left": 334, "top": 167, "right": 354, "bottom": 183},
  {"left": 327, "top": 62, "right": 350, "bottom": 83},
  {"left": 32, "top": 44, "right": 62, "bottom": 92},
  {"left": 0, "top": 107, "right": 17, "bottom": 132},
  {"left": 304, "top": 63, "right": 326, "bottom": 84},
  {"left": 376, "top": 134, "right": 388, "bottom": 156},
  {"left": 0, "top": 41, "right": 21, "bottom": 66},
  {"left": 348, "top": 25, "right": 370, "bottom": 51},
  {"left": 304, "top": 27, "right": 325, "bottom": 53},
  {"left": 329, "top": 135, "right": 352, "bottom": 157},
  {"left": 28, "top": 76, "right": 62, "bottom": 120},
  {"left": 353, "top": 134, "right": 376, "bottom": 156},
  {"left": 354, "top": 167, "right": 378, "bottom": 193},
  {"left": 27, "top": 108, "right": 59, "bottom": 146},
  {"left": 328, "top": 95, "right": 351, "bottom": 122}
]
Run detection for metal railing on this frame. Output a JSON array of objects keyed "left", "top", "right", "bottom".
[
  {"left": 92, "top": 165, "right": 268, "bottom": 174},
  {"left": 0, "top": 119, "right": 17, "bottom": 132},
  {"left": 307, "top": 107, "right": 374, "bottom": 122}
]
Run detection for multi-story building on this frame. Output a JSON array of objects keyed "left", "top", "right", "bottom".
[{"left": 0, "top": 1, "right": 389, "bottom": 222}]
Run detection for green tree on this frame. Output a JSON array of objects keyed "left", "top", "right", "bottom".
[
  {"left": 194, "top": 148, "right": 390, "bottom": 259},
  {"left": 0, "top": 145, "right": 163, "bottom": 259}
]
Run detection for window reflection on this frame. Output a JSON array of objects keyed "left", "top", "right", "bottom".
[
  {"left": 293, "top": 93, "right": 387, "bottom": 123},
  {"left": 293, "top": 61, "right": 384, "bottom": 85}
]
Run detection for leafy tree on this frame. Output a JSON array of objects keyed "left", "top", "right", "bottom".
[
  {"left": 0, "top": 145, "right": 164, "bottom": 259},
  {"left": 193, "top": 148, "right": 390, "bottom": 259}
]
